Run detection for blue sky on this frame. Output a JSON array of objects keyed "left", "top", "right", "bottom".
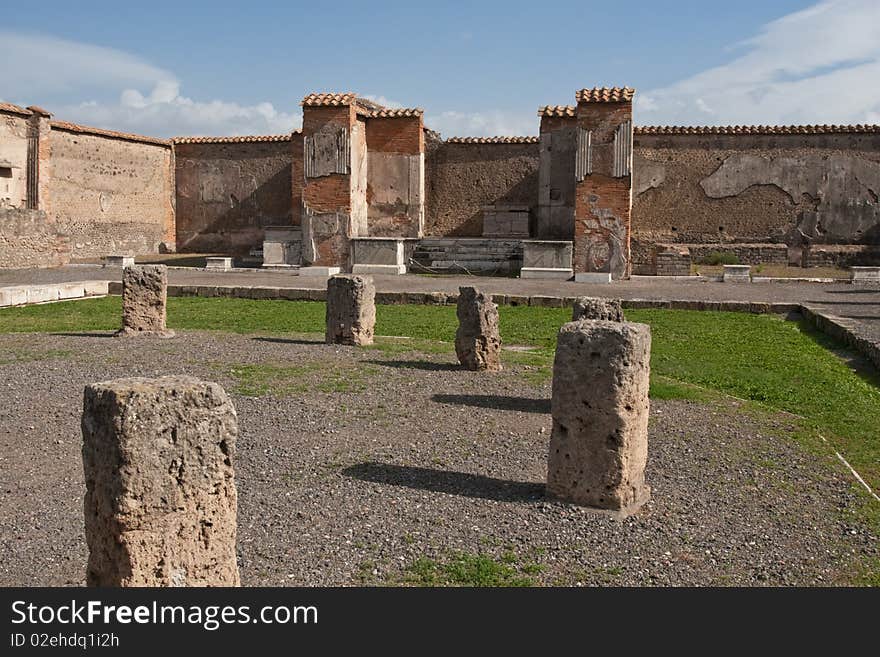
[{"left": 2, "top": 0, "right": 879, "bottom": 137}]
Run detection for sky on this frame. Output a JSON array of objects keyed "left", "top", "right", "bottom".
[{"left": 2, "top": 0, "right": 879, "bottom": 138}]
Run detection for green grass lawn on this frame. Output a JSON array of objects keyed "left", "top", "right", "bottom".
[{"left": 2, "top": 297, "right": 879, "bottom": 487}]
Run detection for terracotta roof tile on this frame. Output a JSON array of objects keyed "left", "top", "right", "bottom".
[
  {"left": 446, "top": 136, "right": 539, "bottom": 144},
  {"left": 538, "top": 105, "right": 576, "bottom": 117},
  {"left": 576, "top": 87, "right": 635, "bottom": 103},
  {"left": 172, "top": 133, "right": 299, "bottom": 144},
  {"left": 301, "top": 92, "right": 358, "bottom": 107},
  {"left": 0, "top": 102, "right": 32, "bottom": 117},
  {"left": 634, "top": 124, "right": 880, "bottom": 135},
  {"left": 26, "top": 105, "right": 52, "bottom": 117},
  {"left": 50, "top": 121, "right": 171, "bottom": 147},
  {"left": 369, "top": 108, "right": 423, "bottom": 118}
]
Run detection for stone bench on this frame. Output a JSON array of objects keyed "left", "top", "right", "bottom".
[
  {"left": 722, "top": 264, "right": 751, "bottom": 283},
  {"left": 850, "top": 266, "right": 880, "bottom": 282}
]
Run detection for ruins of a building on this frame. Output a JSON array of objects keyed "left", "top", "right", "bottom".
[{"left": 2, "top": 88, "right": 880, "bottom": 275}]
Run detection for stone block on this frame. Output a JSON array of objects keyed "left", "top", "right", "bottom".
[
  {"left": 722, "top": 264, "right": 751, "bottom": 283},
  {"left": 574, "top": 272, "right": 613, "bottom": 283},
  {"left": 105, "top": 255, "right": 135, "bottom": 268},
  {"left": 326, "top": 275, "right": 376, "bottom": 346},
  {"left": 851, "top": 266, "right": 880, "bottom": 282},
  {"left": 300, "top": 266, "right": 341, "bottom": 277},
  {"left": 455, "top": 287, "right": 502, "bottom": 371},
  {"left": 206, "top": 257, "right": 233, "bottom": 271},
  {"left": 81, "top": 376, "right": 239, "bottom": 586},
  {"left": 0, "top": 286, "right": 29, "bottom": 307},
  {"left": 351, "top": 238, "right": 405, "bottom": 266},
  {"left": 352, "top": 264, "right": 406, "bottom": 275},
  {"left": 262, "top": 226, "right": 302, "bottom": 267},
  {"left": 520, "top": 267, "right": 573, "bottom": 280},
  {"left": 572, "top": 297, "right": 624, "bottom": 321},
  {"left": 547, "top": 321, "right": 651, "bottom": 514},
  {"left": 83, "top": 281, "right": 111, "bottom": 297},
  {"left": 522, "top": 240, "right": 573, "bottom": 269},
  {"left": 118, "top": 265, "right": 173, "bottom": 337}
]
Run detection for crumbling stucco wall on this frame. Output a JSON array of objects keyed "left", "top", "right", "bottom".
[
  {"left": 632, "top": 133, "right": 880, "bottom": 246},
  {"left": 174, "top": 138, "right": 295, "bottom": 254},
  {"left": 425, "top": 140, "right": 539, "bottom": 237},
  {"left": 366, "top": 116, "right": 424, "bottom": 237},
  {"left": 47, "top": 127, "right": 174, "bottom": 258},
  {"left": 0, "top": 111, "right": 29, "bottom": 209}
]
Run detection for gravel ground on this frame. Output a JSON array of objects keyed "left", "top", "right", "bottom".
[{"left": 0, "top": 331, "right": 874, "bottom": 586}]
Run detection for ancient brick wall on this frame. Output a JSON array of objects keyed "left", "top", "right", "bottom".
[
  {"left": 365, "top": 114, "right": 424, "bottom": 237},
  {"left": 425, "top": 139, "right": 539, "bottom": 237},
  {"left": 632, "top": 131, "right": 880, "bottom": 248},
  {"left": 573, "top": 93, "right": 634, "bottom": 279},
  {"left": 0, "top": 207, "right": 70, "bottom": 269},
  {"left": 47, "top": 125, "right": 174, "bottom": 258},
  {"left": 174, "top": 136, "right": 295, "bottom": 254}
]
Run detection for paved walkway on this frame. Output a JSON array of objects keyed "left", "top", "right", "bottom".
[{"left": 2, "top": 265, "right": 879, "bottom": 367}]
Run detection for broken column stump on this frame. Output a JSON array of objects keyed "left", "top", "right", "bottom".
[
  {"left": 571, "top": 296, "right": 624, "bottom": 322},
  {"left": 547, "top": 320, "right": 651, "bottom": 515},
  {"left": 81, "top": 376, "right": 240, "bottom": 586},
  {"left": 117, "top": 264, "right": 173, "bottom": 337},
  {"left": 455, "top": 286, "right": 502, "bottom": 371},
  {"left": 325, "top": 274, "right": 376, "bottom": 346}
]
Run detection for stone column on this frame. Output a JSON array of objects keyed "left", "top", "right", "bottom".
[
  {"left": 571, "top": 296, "right": 623, "bottom": 321},
  {"left": 547, "top": 320, "right": 651, "bottom": 514},
  {"left": 81, "top": 376, "right": 239, "bottom": 586},
  {"left": 325, "top": 274, "right": 376, "bottom": 346},
  {"left": 118, "top": 264, "right": 173, "bottom": 337},
  {"left": 455, "top": 286, "right": 502, "bottom": 371}
]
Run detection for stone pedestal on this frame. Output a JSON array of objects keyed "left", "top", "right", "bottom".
[
  {"left": 547, "top": 320, "right": 651, "bottom": 515},
  {"left": 81, "top": 376, "right": 240, "bottom": 586},
  {"left": 326, "top": 274, "right": 376, "bottom": 346},
  {"left": 206, "top": 257, "right": 233, "bottom": 271},
  {"left": 521, "top": 240, "right": 573, "bottom": 280},
  {"left": 104, "top": 255, "right": 134, "bottom": 268},
  {"left": 351, "top": 237, "right": 407, "bottom": 275},
  {"left": 723, "top": 264, "right": 751, "bottom": 283},
  {"left": 262, "top": 226, "right": 302, "bottom": 269},
  {"left": 455, "top": 286, "right": 502, "bottom": 371},
  {"left": 118, "top": 265, "right": 173, "bottom": 337},
  {"left": 572, "top": 297, "right": 623, "bottom": 321},
  {"left": 851, "top": 266, "right": 880, "bottom": 282}
]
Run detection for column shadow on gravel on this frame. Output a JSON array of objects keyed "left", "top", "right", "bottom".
[
  {"left": 364, "top": 359, "right": 461, "bottom": 372},
  {"left": 431, "top": 393, "right": 550, "bottom": 414},
  {"left": 51, "top": 332, "right": 117, "bottom": 339},
  {"left": 343, "top": 462, "right": 545, "bottom": 502},
  {"left": 251, "top": 336, "right": 324, "bottom": 346}
]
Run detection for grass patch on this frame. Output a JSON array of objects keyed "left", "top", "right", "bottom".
[
  {"left": 404, "top": 551, "right": 540, "bottom": 587},
  {"left": 217, "top": 361, "right": 380, "bottom": 397},
  {"left": 2, "top": 297, "right": 879, "bottom": 489}
]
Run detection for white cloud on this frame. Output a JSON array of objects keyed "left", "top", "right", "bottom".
[
  {"left": 636, "top": 0, "right": 880, "bottom": 126},
  {"left": 0, "top": 31, "right": 299, "bottom": 137},
  {"left": 427, "top": 110, "right": 536, "bottom": 138}
]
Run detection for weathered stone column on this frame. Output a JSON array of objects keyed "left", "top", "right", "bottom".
[
  {"left": 325, "top": 274, "right": 376, "bottom": 345},
  {"left": 117, "top": 264, "right": 173, "bottom": 337},
  {"left": 571, "top": 296, "right": 623, "bottom": 321},
  {"left": 455, "top": 286, "right": 502, "bottom": 371},
  {"left": 82, "top": 376, "right": 239, "bottom": 586},
  {"left": 547, "top": 320, "right": 651, "bottom": 514}
]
